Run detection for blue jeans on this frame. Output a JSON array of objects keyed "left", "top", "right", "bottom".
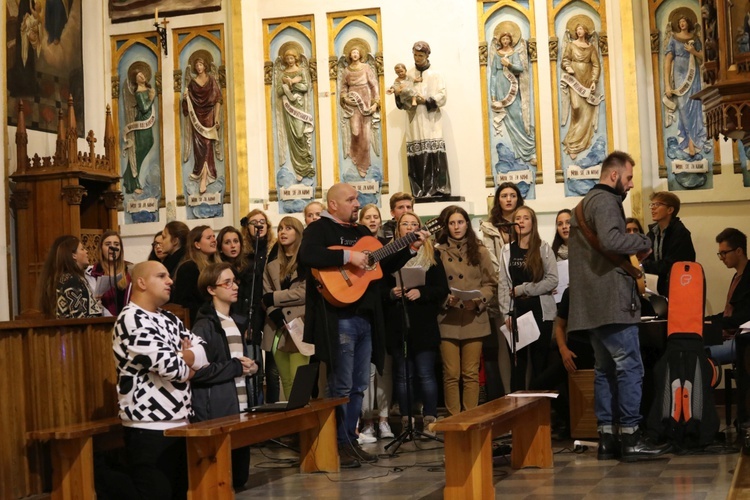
[
  {"left": 393, "top": 349, "right": 438, "bottom": 418},
  {"left": 327, "top": 316, "right": 372, "bottom": 444},
  {"left": 588, "top": 323, "right": 644, "bottom": 431},
  {"left": 708, "top": 338, "right": 735, "bottom": 365}
]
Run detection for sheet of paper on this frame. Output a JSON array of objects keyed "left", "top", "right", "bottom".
[
  {"left": 450, "top": 287, "right": 483, "bottom": 300},
  {"left": 554, "top": 260, "right": 569, "bottom": 303},
  {"left": 508, "top": 392, "right": 559, "bottom": 399},
  {"left": 394, "top": 267, "right": 426, "bottom": 289},
  {"left": 499, "top": 311, "right": 541, "bottom": 350},
  {"left": 286, "top": 318, "right": 315, "bottom": 356},
  {"left": 645, "top": 273, "right": 659, "bottom": 295},
  {"left": 94, "top": 274, "right": 122, "bottom": 297}
]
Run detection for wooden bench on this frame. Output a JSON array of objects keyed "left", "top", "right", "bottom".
[
  {"left": 165, "top": 397, "right": 347, "bottom": 499},
  {"left": 432, "top": 393, "right": 554, "bottom": 499},
  {"left": 27, "top": 417, "right": 123, "bottom": 500},
  {"left": 729, "top": 449, "right": 750, "bottom": 499}
]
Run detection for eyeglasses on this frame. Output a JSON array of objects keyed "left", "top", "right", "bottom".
[
  {"left": 214, "top": 279, "right": 240, "bottom": 289},
  {"left": 399, "top": 222, "right": 421, "bottom": 228},
  {"left": 717, "top": 248, "right": 738, "bottom": 259},
  {"left": 648, "top": 202, "right": 667, "bottom": 209},
  {"left": 152, "top": 242, "right": 162, "bottom": 248}
]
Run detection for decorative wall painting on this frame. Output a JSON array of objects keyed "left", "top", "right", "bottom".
[
  {"left": 328, "top": 9, "right": 388, "bottom": 206},
  {"left": 109, "top": 0, "right": 221, "bottom": 23},
  {"left": 111, "top": 33, "right": 164, "bottom": 224},
  {"left": 263, "top": 15, "right": 322, "bottom": 213},
  {"left": 173, "top": 25, "right": 229, "bottom": 219}
]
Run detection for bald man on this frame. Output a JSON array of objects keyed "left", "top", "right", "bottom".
[
  {"left": 300, "top": 183, "right": 429, "bottom": 468},
  {"left": 113, "top": 261, "right": 208, "bottom": 498}
]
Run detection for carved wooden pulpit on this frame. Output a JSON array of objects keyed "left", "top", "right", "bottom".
[{"left": 9, "top": 96, "right": 123, "bottom": 315}]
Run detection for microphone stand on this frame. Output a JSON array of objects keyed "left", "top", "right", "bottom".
[
  {"left": 108, "top": 247, "right": 118, "bottom": 314},
  {"left": 246, "top": 225, "right": 265, "bottom": 407},
  {"left": 385, "top": 268, "right": 443, "bottom": 456},
  {"left": 495, "top": 222, "right": 520, "bottom": 369}
]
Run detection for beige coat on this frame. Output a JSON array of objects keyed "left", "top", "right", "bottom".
[
  {"left": 262, "top": 259, "right": 305, "bottom": 353},
  {"left": 436, "top": 237, "right": 498, "bottom": 340}
]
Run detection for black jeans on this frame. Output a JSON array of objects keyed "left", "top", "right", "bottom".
[{"left": 123, "top": 427, "right": 187, "bottom": 500}]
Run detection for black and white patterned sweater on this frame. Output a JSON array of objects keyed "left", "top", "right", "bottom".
[{"left": 113, "top": 303, "right": 205, "bottom": 429}]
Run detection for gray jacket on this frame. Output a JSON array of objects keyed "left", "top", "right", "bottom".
[
  {"left": 498, "top": 241, "right": 559, "bottom": 322},
  {"left": 568, "top": 185, "right": 651, "bottom": 332}
]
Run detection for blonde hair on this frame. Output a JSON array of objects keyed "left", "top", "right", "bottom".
[
  {"left": 397, "top": 212, "right": 436, "bottom": 267},
  {"left": 277, "top": 217, "right": 304, "bottom": 278}
]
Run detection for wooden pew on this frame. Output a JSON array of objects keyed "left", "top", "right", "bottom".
[
  {"left": 165, "top": 397, "right": 347, "bottom": 499},
  {"left": 27, "top": 418, "right": 123, "bottom": 500},
  {"left": 432, "top": 393, "right": 554, "bottom": 499}
]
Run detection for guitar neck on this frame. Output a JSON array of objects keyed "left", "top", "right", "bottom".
[{"left": 370, "top": 232, "right": 420, "bottom": 263}]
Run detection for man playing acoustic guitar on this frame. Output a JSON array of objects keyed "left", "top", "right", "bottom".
[
  {"left": 300, "top": 183, "right": 429, "bottom": 469},
  {"left": 569, "top": 151, "right": 670, "bottom": 462}
]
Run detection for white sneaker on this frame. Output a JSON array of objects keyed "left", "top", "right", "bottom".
[
  {"left": 357, "top": 433, "right": 377, "bottom": 445},
  {"left": 378, "top": 421, "right": 394, "bottom": 439},
  {"left": 361, "top": 423, "right": 376, "bottom": 438}
]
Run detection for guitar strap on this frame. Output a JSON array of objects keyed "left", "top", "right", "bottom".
[{"left": 574, "top": 201, "right": 643, "bottom": 281}]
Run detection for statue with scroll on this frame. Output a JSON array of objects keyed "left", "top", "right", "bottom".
[
  {"left": 337, "top": 38, "right": 381, "bottom": 178},
  {"left": 121, "top": 61, "right": 156, "bottom": 195},
  {"left": 560, "top": 16, "right": 603, "bottom": 160},
  {"left": 663, "top": 9, "right": 707, "bottom": 157},
  {"left": 398, "top": 41, "right": 452, "bottom": 198},
  {"left": 182, "top": 50, "right": 223, "bottom": 194},
  {"left": 489, "top": 22, "right": 536, "bottom": 166},
  {"left": 274, "top": 42, "right": 314, "bottom": 181}
]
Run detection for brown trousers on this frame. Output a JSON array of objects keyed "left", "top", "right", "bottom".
[{"left": 439, "top": 338, "right": 483, "bottom": 416}]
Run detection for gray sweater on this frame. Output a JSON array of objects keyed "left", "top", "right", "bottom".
[{"left": 568, "top": 185, "right": 651, "bottom": 332}]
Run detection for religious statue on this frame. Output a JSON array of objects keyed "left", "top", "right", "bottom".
[
  {"left": 397, "top": 41, "right": 452, "bottom": 198},
  {"left": 489, "top": 25, "right": 536, "bottom": 165},
  {"left": 560, "top": 17, "right": 603, "bottom": 160},
  {"left": 121, "top": 61, "right": 156, "bottom": 195},
  {"left": 274, "top": 42, "right": 315, "bottom": 181},
  {"left": 182, "top": 50, "right": 223, "bottom": 194},
  {"left": 337, "top": 39, "right": 380, "bottom": 178},
  {"left": 663, "top": 10, "right": 707, "bottom": 157},
  {"left": 386, "top": 63, "right": 418, "bottom": 109}
]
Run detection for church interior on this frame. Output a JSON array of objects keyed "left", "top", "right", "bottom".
[{"left": 1, "top": 0, "right": 750, "bottom": 498}]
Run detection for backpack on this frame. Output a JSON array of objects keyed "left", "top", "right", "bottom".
[{"left": 647, "top": 262, "right": 719, "bottom": 449}]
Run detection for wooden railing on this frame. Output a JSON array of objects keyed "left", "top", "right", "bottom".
[{"left": 0, "top": 317, "right": 117, "bottom": 499}]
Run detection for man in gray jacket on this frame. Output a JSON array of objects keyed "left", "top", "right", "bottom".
[{"left": 569, "top": 151, "right": 670, "bottom": 462}]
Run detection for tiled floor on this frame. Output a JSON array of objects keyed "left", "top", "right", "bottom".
[{"left": 236, "top": 433, "right": 740, "bottom": 499}]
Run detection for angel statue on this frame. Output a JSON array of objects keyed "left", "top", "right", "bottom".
[
  {"left": 274, "top": 43, "right": 314, "bottom": 181},
  {"left": 663, "top": 9, "right": 707, "bottom": 156},
  {"left": 121, "top": 61, "right": 156, "bottom": 195},
  {"left": 337, "top": 39, "right": 381, "bottom": 178},
  {"left": 489, "top": 24, "right": 536, "bottom": 165},
  {"left": 182, "top": 50, "right": 223, "bottom": 194},
  {"left": 560, "top": 17, "right": 604, "bottom": 160}
]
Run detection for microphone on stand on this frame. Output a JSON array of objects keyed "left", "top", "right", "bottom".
[{"left": 493, "top": 221, "right": 519, "bottom": 228}]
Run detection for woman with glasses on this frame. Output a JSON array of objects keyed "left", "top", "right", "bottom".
[
  {"left": 437, "top": 206, "right": 498, "bottom": 415},
  {"left": 383, "top": 212, "right": 448, "bottom": 435},
  {"left": 356, "top": 204, "right": 394, "bottom": 441},
  {"left": 148, "top": 232, "right": 167, "bottom": 262},
  {"left": 642, "top": 191, "right": 695, "bottom": 296},
  {"left": 191, "top": 262, "right": 258, "bottom": 490},
  {"left": 86, "top": 230, "right": 132, "bottom": 316},
  {"left": 241, "top": 209, "right": 279, "bottom": 402},
  {"left": 261, "top": 217, "right": 309, "bottom": 398},
  {"left": 172, "top": 225, "right": 219, "bottom": 324}
]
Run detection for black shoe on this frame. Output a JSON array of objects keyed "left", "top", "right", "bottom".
[
  {"left": 597, "top": 432, "right": 621, "bottom": 460},
  {"left": 349, "top": 442, "right": 379, "bottom": 463},
  {"left": 621, "top": 429, "right": 671, "bottom": 462},
  {"left": 338, "top": 444, "right": 361, "bottom": 469}
]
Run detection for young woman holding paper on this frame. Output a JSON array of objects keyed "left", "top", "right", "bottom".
[
  {"left": 261, "top": 216, "right": 309, "bottom": 399},
  {"left": 498, "top": 206, "right": 558, "bottom": 391},
  {"left": 383, "top": 212, "right": 449, "bottom": 433},
  {"left": 436, "top": 206, "right": 498, "bottom": 415}
]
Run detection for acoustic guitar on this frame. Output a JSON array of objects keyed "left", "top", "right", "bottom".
[{"left": 312, "top": 218, "right": 442, "bottom": 307}]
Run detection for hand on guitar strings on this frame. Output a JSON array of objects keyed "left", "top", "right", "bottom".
[
  {"left": 409, "top": 230, "right": 431, "bottom": 250},
  {"left": 350, "top": 251, "right": 370, "bottom": 269}
]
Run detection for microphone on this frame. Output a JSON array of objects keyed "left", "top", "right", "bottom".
[{"left": 493, "top": 221, "right": 519, "bottom": 228}]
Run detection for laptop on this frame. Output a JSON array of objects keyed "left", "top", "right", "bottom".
[{"left": 248, "top": 362, "right": 319, "bottom": 413}]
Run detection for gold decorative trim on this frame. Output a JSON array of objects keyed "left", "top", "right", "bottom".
[
  {"left": 61, "top": 185, "right": 87, "bottom": 205},
  {"left": 478, "top": 41, "right": 488, "bottom": 66}
]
